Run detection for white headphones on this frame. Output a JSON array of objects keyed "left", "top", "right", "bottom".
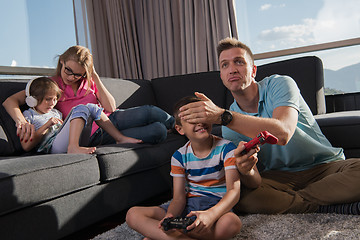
[{"left": 25, "top": 78, "right": 38, "bottom": 108}]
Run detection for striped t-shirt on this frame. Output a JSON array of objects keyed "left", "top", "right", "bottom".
[{"left": 171, "top": 136, "right": 237, "bottom": 199}]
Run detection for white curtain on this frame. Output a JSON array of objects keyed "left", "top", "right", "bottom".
[{"left": 73, "top": 0, "right": 238, "bottom": 79}]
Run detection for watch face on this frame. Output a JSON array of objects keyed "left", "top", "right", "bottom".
[{"left": 221, "top": 110, "right": 233, "bottom": 126}]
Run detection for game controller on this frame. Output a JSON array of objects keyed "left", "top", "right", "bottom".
[
  {"left": 241, "top": 131, "right": 278, "bottom": 155},
  {"left": 162, "top": 217, "right": 194, "bottom": 232}
]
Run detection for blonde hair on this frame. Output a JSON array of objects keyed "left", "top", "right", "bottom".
[
  {"left": 217, "top": 37, "right": 254, "bottom": 66},
  {"left": 55, "top": 45, "right": 94, "bottom": 89}
]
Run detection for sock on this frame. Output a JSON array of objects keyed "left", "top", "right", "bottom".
[{"left": 317, "top": 202, "right": 360, "bottom": 215}]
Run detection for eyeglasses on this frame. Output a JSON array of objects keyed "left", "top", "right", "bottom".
[{"left": 63, "top": 62, "right": 86, "bottom": 80}]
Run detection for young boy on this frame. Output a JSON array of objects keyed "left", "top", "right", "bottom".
[
  {"left": 126, "top": 96, "right": 261, "bottom": 240},
  {"left": 21, "top": 77, "right": 142, "bottom": 154}
]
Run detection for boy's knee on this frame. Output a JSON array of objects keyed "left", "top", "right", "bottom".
[
  {"left": 230, "top": 216, "right": 242, "bottom": 235},
  {"left": 226, "top": 214, "right": 242, "bottom": 232},
  {"left": 126, "top": 207, "right": 140, "bottom": 227},
  {"left": 215, "top": 213, "right": 242, "bottom": 239}
]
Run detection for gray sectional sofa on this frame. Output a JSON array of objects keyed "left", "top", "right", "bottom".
[{"left": 1, "top": 56, "right": 359, "bottom": 240}]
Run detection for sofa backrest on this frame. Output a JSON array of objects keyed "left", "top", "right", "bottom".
[
  {"left": 151, "top": 71, "right": 227, "bottom": 115},
  {"left": 0, "top": 56, "right": 326, "bottom": 155},
  {"left": 225, "top": 56, "right": 326, "bottom": 115},
  {"left": 101, "top": 77, "right": 156, "bottom": 108},
  {"left": 256, "top": 56, "right": 326, "bottom": 115}
]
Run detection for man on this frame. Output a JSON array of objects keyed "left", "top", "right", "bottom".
[{"left": 178, "top": 37, "right": 360, "bottom": 214}]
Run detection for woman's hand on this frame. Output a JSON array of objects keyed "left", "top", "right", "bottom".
[
  {"left": 91, "top": 67, "right": 100, "bottom": 83},
  {"left": 92, "top": 66, "right": 117, "bottom": 112},
  {"left": 16, "top": 121, "right": 35, "bottom": 143},
  {"left": 3, "top": 90, "right": 33, "bottom": 142}
]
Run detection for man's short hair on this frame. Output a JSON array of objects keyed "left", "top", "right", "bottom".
[{"left": 217, "top": 37, "right": 254, "bottom": 65}]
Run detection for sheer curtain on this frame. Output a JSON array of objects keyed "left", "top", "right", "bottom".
[{"left": 74, "top": 0, "right": 238, "bottom": 79}]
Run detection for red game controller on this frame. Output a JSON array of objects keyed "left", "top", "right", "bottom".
[{"left": 241, "top": 131, "right": 278, "bottom": 155}]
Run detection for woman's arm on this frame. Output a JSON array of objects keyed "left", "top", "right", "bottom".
[
  {"left": 2, "top": 90, "right": 35, "bottom": 142},
  {"left": 92, "top": 70, "right": 116, "bottom": 113},
  {"left": 3, "top": 90, "right": 27, "bottom": 126}
]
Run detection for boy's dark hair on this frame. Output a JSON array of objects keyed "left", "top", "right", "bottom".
[
  {"left": 217, "top": 37, "right": 254, "bottom": 65},
  {"left": 30, "top": 77, "right": 62, "bottom": 104},
  {"left": 173, "top": 96, "right": 201, "bottom": 125}
]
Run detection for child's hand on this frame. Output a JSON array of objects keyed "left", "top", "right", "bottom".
[
  {"left": 186, "top": 210, "right": 215, "bottom": 234},
  {"left": 159, "top": 213, "right": 174, "bottom": 229},
  {"left": 45, "top": 117, "right": 63, "bottom": 128},
  {"left": 234, "top": 141, "right": 259, "bottom": 175}
]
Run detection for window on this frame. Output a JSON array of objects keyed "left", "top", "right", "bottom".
[
  {"left": 234, "top": 0, "right": 360, "bottom": 94},
  {"left": 0, "top": 0, "right": 76, "bottom": 69}
]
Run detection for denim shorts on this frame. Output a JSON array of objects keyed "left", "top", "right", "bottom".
[{"left": 160, "top": 196, "right": 221, "bottom": 218}]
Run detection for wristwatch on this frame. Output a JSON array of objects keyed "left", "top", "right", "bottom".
[{"left": 220, "top": 110, "right": 233, "bottom": 126}]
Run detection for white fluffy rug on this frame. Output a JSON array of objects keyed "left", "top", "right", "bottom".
[{"left": 92, "top": 213, "right": 360, "bottom": 239}]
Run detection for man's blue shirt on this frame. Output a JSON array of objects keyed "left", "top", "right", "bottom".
[{"left": 222, "top": 74, "right": 344, "bottom": 172}]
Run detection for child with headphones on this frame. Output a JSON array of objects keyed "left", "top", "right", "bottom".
[{"left": 22, "top": 77, "right": 142, "bottom": 154}]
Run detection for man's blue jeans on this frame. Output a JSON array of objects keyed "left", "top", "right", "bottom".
[{"left": 89, "top": 105, "right": 174, "bottom": 145}]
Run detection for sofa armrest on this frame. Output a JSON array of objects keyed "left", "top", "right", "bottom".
[
  {"left": 0, "top": 138, "right": 12, "bottom": 156},
  {"left": 315, "top": 110, "right": 360, "bottom": 158}
]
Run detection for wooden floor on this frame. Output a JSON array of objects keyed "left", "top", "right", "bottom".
[{"left": 62, "top": 190, "right": 172, "bottom": 240}]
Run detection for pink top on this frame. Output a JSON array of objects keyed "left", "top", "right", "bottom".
[{"left": 52, "top": 76, "right": 110, "bottom": 135}]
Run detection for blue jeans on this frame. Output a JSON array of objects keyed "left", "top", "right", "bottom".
[
  {"left": 68, "top": 103, "right": 103, "bottom": 124},
  {"left": 89, "top": 105, "right": 174, "bottom": 146},
  {"left": 39, "top": 103, "right": 102, "bottom": 153}
]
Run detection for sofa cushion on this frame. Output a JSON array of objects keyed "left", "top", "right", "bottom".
[
  {"left": 315, "top": 110, "right": 360, "bottom": 158},
  {"left": 0, "top": 153, "right": 100, "bottom": 216},
  {"left": 95, "top": 134, "right": 187, "bottom": 181},
  {"left": 0, "top": 78, "right": 156, "bottom": 155},
  {"left": 151, "top": 71, "right": 228, "bottom": 114},
  {"left": 101, "top": 77, "right": 156, "bottom": 109}
]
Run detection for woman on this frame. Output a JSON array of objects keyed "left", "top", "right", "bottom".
[{"left": 3, "top": 46, "right": 174, "bottom": 147}]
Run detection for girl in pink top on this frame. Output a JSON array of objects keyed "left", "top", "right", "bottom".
[{"left": 4, "top": 46, "right": 174, "bottom": 149}]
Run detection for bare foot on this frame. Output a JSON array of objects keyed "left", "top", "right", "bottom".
[
  {"left": 67, "top": 145, "right": 96, "bottom": 154},
  {"left": 116, "top": 136, "right": 143, "bottom": 144}
]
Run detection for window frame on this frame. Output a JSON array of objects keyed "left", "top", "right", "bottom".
[{"left": 253, "top": 37, "right": 360, "bottom": 61}]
